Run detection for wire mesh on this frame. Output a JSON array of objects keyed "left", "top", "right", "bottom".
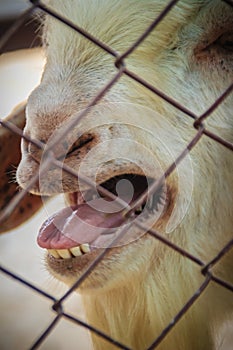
[{"left": 0, "top": 0, "right": 233, "bottom": 349}]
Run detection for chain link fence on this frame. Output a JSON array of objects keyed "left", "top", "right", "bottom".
[{"left": 0, "top": 0, "right": 233, "bottom": 349}]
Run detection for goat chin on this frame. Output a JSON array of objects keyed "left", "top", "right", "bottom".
[{"left": 13, "top": 0, "right": 233, "bottom": 349}]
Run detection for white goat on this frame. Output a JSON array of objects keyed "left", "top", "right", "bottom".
[{"left": 14, "top": 1, "right": 233, "bottom": 349}]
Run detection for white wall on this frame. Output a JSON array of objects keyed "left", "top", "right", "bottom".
[{"left": 0, "top": 0, "right": 31, "bottom": 20}]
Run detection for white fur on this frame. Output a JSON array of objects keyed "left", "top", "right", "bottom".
[{"left": 17, "top": 1, "right": 233, "bottom": 349}]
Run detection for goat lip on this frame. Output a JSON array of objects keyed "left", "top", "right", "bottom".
[{"left": 38, "top": 174, "right": 167, "bottom": 252}]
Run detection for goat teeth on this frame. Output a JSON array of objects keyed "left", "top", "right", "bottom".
[
  {"left": 148, "top": 200, "right": 153, "bottom": 209},
  {"left": 80, "top": 243, "right": 91, "bottom": 253},
  {"left": 70, "top": 246, "right": 82, "bottom": 257},
  {"left": 57, "top": 249, "right": 72, "bottom": 259},
  {"left": 135, "top": 206, "right": 143, "bottom": 214},
  {"left": 158, "top": 197, "right": 165, "bottom": 205},
  {"left": 47, "top": 249, "right": 60, "bottom": 259},
  {"left": 47, "top": 245, "right": 91, "bottom": 259}
]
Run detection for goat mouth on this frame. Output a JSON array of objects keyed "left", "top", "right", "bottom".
[{"left": 37, "top": 174, "right": 168, "bottom": 260}]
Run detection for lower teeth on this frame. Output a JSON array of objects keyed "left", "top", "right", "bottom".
[{"left": 47, "top": 243, "right": 90, "bottom": 259}]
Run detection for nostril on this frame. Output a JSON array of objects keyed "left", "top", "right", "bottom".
[
  {"left": 23, "top": 131, "right": 95, "bottom": 162},
  {"left": 67, "top": 133, "right": 95, "bottom": 157}
]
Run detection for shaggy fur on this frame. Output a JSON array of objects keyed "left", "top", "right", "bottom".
[{"left": 16, "top": 1, "right": 233, "bottom": 349}]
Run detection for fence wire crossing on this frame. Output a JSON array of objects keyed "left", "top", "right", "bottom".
[{"left": 0, "top": 0, "right": 233, "bottom": 349}]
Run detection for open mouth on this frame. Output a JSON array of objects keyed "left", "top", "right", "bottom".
[{"left": 37, "top": 174, "right": 167, "bottom": 260}]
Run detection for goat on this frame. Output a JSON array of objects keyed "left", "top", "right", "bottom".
[{"left": 11, "top": 0, "right": 233, "bottom": 349}]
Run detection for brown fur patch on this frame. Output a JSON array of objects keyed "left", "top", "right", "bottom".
[{"left": 0, "top": 104, "right": 43, "bottom": 233}]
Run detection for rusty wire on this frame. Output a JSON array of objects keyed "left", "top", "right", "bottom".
[{"left": 0, "top": 0, "right": 233, "bottom": 349}]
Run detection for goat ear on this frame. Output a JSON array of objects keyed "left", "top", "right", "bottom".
[{"left": 0, "top": 103, "right": 44, "bottom": 233}]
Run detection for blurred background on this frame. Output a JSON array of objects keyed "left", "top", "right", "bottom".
[
  {"left": 0, "top": 0, "right": 30, "bottom": 19},
  {"left": 0, "top": 0, "right": 41, "bottom": 53}
]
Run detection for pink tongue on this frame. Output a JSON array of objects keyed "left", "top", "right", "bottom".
[{"left": 37, "top": 198, "right": 126, "bottom": 249}]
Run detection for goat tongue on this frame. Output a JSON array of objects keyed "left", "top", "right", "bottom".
[{"left": 37, "top": 197, "right": 126, "bottom": 249}]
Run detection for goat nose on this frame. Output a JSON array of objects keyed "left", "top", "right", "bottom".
[
  {"left": 28, "top": 142, "right": 43, "bottom": 162},
  {"left": 25, "top": 132, "right": 96, "bottom": 164},
  {"left": 27, "top": 139, "right": 64, "bottom": 164},
  {"left": 21, "top": 136, "right": 43, "bottom": 164}
]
